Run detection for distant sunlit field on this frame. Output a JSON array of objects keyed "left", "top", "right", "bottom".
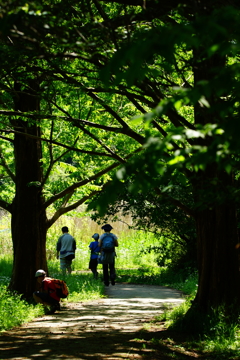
[{"left": 0, "top": 210, "right": 161, "bottom": 275}]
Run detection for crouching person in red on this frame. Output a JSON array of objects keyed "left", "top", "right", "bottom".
[{"left": 33, "top": 269, "right": 61, "bottom": 314}]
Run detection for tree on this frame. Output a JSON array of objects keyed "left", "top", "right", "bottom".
[
  {"left": 0, "top": 1, "right": 137, "bottom": 297},
  {"left": 91, "top": 176, "right": 197, "bottom": 268},
  {"left": 1, "top": 0, "right": 240, "bottom": 316},
  {"left": 83, "top": 0, "right": 240, "bottom": 313}
]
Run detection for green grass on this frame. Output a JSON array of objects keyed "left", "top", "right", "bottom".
[
  {"left": 0, "top": 221, "right": 162, "bottom": 332},
  {"left": 0, "top": 285, "right": 44, "bottom": 331},
  {"left": 153, "top": 290, "right": 240, "bottom": 359},
  {"left": 116, "top": 266, "right": 198, "bottom": 295},
  {"left": 0, "top": 246, "right": 197, "bottom": 333},
  {"left": 0, "top": 256, "right": 106, "bottom": 331},
  {"left": 48, "top": 262, "right": 105, "bottom": 302},
  {"left": 0, "top": 255, "right": 12, "bottom": 286},
  {"left": 0, "top": 256, "right": 45, "bottom": 331}
]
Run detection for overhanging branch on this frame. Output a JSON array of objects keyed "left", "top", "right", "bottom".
[
  {"left": 46, "top": 190, "right": 100, "bottom": 229},
  {"left": 44, "top": 146, "right": 143, "bottom": 209},
  {"left": 44, "top": 161, "right": 121, "bottom": 209},
  {"left": 0, "top": 126, "right": 121, "bottom": 159}
]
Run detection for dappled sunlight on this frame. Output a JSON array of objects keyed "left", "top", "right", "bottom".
[{"left": 0, "top": 284, "right": 185, "bottom": 359}]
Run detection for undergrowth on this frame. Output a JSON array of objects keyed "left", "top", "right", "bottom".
[
  {"left": 0, "top": 285, "right": 44, "bottom": 331},
  {"left": 154, "top": 294, "right": 240, "bottom": 359},
  {"left": 117, "top": 266, "right": 198, "bottom": 295}
]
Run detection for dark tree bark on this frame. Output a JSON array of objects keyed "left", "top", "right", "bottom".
[
  {"left": 9, "top": 80, "right": 48, "bottom": 298},
  {"left": 191, "top": 46, "right": 240, "bottom": 310},
  {"left": 193, "top": 170, "right": 240, "bottom": 311}
]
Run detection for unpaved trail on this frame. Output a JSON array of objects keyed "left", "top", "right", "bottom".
[{"left": 0, "top": 284, "right": 184, "bottom": 360}]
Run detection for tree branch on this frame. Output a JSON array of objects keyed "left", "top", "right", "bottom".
[
  {"left": 0, "top": 111, "right": 128, "bottom": 135},
  {"left": 50, "top": 100, "right": 127, "bottom": 164},
  {"left": 44, "top": 146, "right": 142, "bottom": 209},
  {"left": 46, "top": 190, "right": 100, "bottom": 229},
  {"left": 42, "top": 137, "right": 80, "bottom": 186},
  {"left": 44, "top": 161, "right": 120, "bottom": 209},
  {"left": 154, "top": 187, "right": 195, "bottom": 218},
  {"left": 0, "top": 134, "right": 14, "bottom": 143},
  {"left": 0, "top": 126, "right": 121, "bottom": 159}
]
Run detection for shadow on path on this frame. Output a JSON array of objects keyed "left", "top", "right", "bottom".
[{"left": 0, "top": 284, "right": 189, "bottom": 360}]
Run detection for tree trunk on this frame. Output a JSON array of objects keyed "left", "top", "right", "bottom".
[
  {"left": 192, "top": 169, "right": 240, "bottom": 311},
  {"left": 9, "top": 80, "right": 48, "bottom": 299},
  {"left": 191, "top": 34, "right": 240, "bottom": 311}
]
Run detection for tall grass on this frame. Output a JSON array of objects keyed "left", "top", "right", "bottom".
[
  {"left": 0, "top": 255, "right": 13, "bottom": 285},
  {"left": 0, "top": 210, "right": 168, "bottom": 271},
  {"left": 46, "top": 216, "right": 161, "bottom": 271},
  {"left": 0, "top": 213, "right": 12, "bottom": 256}
]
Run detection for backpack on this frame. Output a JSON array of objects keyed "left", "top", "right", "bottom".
[
  {"left": 101, "top": 234, "right": 115, "bottom": 253},
  {"left": 98, "top": 251, "right": 115, "bottom": 264},
  {"left": 52, "top": 279, "right": 69, "bottom": 298}
]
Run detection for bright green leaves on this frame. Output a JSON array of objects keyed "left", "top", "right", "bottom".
[
  {"left": 1, "top": 0, "right": 240, "bottom": 220},
  {"left": 100, "top": 25, "right": 178, "bottom": 87}
]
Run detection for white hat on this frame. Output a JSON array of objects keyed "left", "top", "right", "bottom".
[{"left": 35, "top": 269, "right": 46, "bottom": 277}]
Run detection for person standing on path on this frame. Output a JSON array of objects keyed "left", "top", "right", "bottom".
[
  {"left": 89, "top": 233, "right": 101, "bottom": 278},
  {"left": 57, "top": 226, "right": 76, "bottom": 275},
  {"left": 33, "top": 269, "right": 61, "bottom": 314},
  {"left": 99, "top": 224, "right": 118, "bottom": 286}
]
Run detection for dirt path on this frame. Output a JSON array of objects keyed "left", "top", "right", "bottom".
[{"left": 0, "top": 284, "right": 185, "bottom": 360}]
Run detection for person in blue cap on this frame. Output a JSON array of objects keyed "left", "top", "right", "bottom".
[
  {"left": 99, "top": 224, "right": 118, "bottom": 286},
  {"left": 89, "top": 233, "right": 101, "bottom": 278}
]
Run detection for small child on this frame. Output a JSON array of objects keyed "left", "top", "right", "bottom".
[{"left": 89, "top": 233, "right": 100, "bottom": 278}]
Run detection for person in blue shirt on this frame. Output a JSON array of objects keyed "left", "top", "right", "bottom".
[{"left": 89, "top": 233, "right": 101, "bottom": 278}]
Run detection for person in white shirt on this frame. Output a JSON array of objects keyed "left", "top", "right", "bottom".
[{"left": 56, "top": 226, "right": 76, "bottom": 274}]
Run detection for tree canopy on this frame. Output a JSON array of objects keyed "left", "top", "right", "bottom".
[{"left": 1, "top": 0, "right": 240, "bottom": 313}]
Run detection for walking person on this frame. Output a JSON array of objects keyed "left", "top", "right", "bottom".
[
  {"left": 33, "top": 269, "right": 61, "bottom": 314},
  {"left": 99, "top": 224, "right": 118, "bottom": 286},
  {"left": 89, "top": 233, "right": 101, "bottom": 278},
  {"left": 56, "top": 226, "right": 76, "bottom": 275}
]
